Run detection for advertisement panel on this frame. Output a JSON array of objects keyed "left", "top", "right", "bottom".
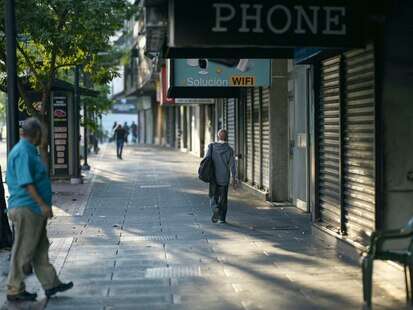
[
  {"left": 175, "top": 98, "right": 215, "bottom": 105},
  {"left": 174, "top": 59, "right": 271, "bottom": 88},
  {"left": 52, "top": 94, "right": 69, "bottom": 177}
]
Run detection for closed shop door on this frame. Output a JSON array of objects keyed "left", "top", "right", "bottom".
[
  {"left": 317, "top": 56, "right": 342, "bottom": 233},
  {"left": 166, "top": 107, "right": 175, "bottom": 147},
  {"left": 290, "top": 66, "right": 310, "bottom": 211},
  {"left": 238, "top": 91, "right": 246, "bottom": 181},
  {"left": 246, "top": 89, "right": 254, "bottom": 183},
  {"left": 227, "top": 98, "right": 236, "bottom": 150},
  {"left": 316, "top": 46, "right": 376, "bottom": 243},
  {"left": 262, "top": 87, "right": 271, "bottom": 191},
  {"left": 253, "top": 88, "right": 261, "bottom": 187},
  {"left": 343, "top": 45, "right": 376, "bottom": 244}
]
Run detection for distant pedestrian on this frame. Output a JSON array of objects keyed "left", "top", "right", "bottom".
[
  {"left": 123, "top": 122, "right": 130, "bottom": 144},
  {"left": 5, "top": 118, "right": 73, "bottom": 302},
  {"left": 204, "top": 129, "right": 237, "bottom": 224},
  {"left": 131, "top": 121, "right": 138, "bottom": 144},
  {"left": 114, "top": 124, "right": 127, "bottom": 159},
  {"left": 89, "top": 132, "right": 99, "bottom": 154}
]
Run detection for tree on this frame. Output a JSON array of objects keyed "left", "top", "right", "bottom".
[
  {"left": 82, "top": 84, "right": 113, "bottom": 133},
  {"left": 0, "top": 0, "right": 135, "bottom": 158}
]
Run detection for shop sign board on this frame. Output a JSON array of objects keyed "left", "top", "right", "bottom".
[
  {"left": 173, "top": 59, "right": 271, "bottom": 88},
  {"left": 52, "top": 94, "right": 69, "bottom": 177},
  {"left": 175, "top": 98, "right": 216, "bottom": 105},
  {"left": 169, "top": 0, "right": 365, "bottom": 49}
]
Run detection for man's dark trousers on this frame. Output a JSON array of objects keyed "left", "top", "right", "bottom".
[
  {"left": 116, "top": 139, "right": 124, "bottom": 158},
  {"left": 210, "top": 184, "right": 229, "bottom": 221}
]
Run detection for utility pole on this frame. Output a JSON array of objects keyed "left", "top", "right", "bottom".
[
  {"left": 71, "top": 65, "right": 81, "bottom": 184},
  {"left": 81, "top": 95, "right": 90, "bottom": 171},
  {"left": 5, "top": 0, "right": 20, "bottom": 152}
]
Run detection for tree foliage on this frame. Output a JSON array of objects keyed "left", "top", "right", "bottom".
[
  {"left": 0, "top": 0, "right": 134, "bottom": 117},
  {"left": 82, "top": 84, "right": 113, "bottom": 132}
]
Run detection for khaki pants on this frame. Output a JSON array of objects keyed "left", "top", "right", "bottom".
[{"left": 7, "top": 208, "right": 61, "bottom": 295}]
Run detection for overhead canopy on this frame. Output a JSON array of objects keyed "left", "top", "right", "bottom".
[
  {"left": 143, "top": 0, "right": 390, "bottom": 59},
  {"left": 52, "top": 80, "right": 99, "bottom": 97}
]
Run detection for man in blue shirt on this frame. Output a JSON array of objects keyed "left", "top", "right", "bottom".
[{"left": 6, "top": 118, "right": 73, "bottom": 302}]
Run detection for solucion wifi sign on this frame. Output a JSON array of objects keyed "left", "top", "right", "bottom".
[{"left": 173, "top": 59, "right": 271, "bottom": 88}]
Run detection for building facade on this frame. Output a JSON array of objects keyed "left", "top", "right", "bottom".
[{"left": 117, "top": 0, "right": 413, "bottom": 253}]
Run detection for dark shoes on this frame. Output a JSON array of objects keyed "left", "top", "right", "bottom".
[
  {"left": 7, "top": 291, "right": 37, "bottom": 302},
  {"left": 45, "top": 282, "right": 74, "bottom": 298},
  {"left": 211, "top": 208, "right": 220, "bottom": 223}
]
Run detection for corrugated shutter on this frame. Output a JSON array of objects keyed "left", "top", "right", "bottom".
[
  {"left": 318, "top": 56, "right": 342, "bottom": 233},
  {"left": 166, "top": 107, "right": 175, "bottom": 147},
  {"left": 227, "top": 98, "right": 236, "bottom": 150},
  {"left": 262, "top": 87, "right": 271, "bottom": 191},
  {"left": 223, "top": 99, "right": 228, "bottom": 130},
  {"left": 246, "top": 89, "right": 253, "bottom": 183},
  {"left": 253, "top": 88, "right": 261, "bottom": 187},
  {"left": 343, "top": 45, "right": 376, "bottom": 244}
]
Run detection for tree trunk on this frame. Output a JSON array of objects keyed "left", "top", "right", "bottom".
[
  {"left": 0, "top": 165, "right": 13, "bottom": 250},
  {"left": 38, "top": 87, "right": 52, "bottom": 168}
]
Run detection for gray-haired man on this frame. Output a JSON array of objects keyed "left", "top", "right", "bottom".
[
  {"left": 205, "top": 129, "right": 237, "bottom": 224},
  {"left": 6, "top": 118, "right": 73, "bottom": 302}
]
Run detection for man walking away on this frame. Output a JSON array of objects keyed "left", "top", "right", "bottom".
[
  {"left": 6, "top": 118, "right": 73, "bottom": 302},
  {"left": 131, "top": 121, "right": 138, "bottom": 144},
  {"left": 114, "top": 124, "right": 127, "bottom": 159},
  {"left": 205, "top": 129, "right": 237, "bottom": 224}
]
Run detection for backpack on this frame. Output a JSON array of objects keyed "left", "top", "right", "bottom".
[{"left": 198, "top": 144, "right": 215, "bottom": 183}]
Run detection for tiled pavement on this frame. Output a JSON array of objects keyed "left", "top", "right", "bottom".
[{"left": 0, "top": 144, "right": 409, "bottom": 309}]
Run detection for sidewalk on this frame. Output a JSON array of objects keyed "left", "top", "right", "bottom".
[{"left": 1, "top": 144, "right": 408, "bottom": 309}]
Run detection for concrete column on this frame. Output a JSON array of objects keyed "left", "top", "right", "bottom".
[
  {"left": 269, "top": 60, "right": 289, "bottom": 202},
  {"left": 381, "top": 2, "right": 413, "bottom": 230}
]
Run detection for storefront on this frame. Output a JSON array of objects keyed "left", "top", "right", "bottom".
[
  {"left": 143, "top": 0, "right": 396, "bottom": 249},
  {"left": 137, "top": 96, "right": 153, "bottom": 144}
]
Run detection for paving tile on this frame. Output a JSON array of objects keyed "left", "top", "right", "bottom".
[{"left": 0, "top": 145, "right": 404, "bottom": 310}]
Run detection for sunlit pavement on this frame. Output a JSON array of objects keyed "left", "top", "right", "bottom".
[{"left": 1, "top": 144, "right": 407, "bottom": 309}]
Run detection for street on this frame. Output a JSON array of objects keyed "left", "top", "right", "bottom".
[{"left": 1, "top": 144, "right": 407, "bottom": 309}]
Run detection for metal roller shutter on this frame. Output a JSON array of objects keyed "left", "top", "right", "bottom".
[
  {"left": 318, "top": 56, "right": 342, "bottom": 233},
  {"left": 166, "top": 107, "right": 175, "bottom": 147},
  {"left": 253, "top": 88, "right": 261, "bottom": 187},
  {"left": 223, "top": 99, "right": 228, "bottom": 130},
  {"left": 246, "top": 89, "right": 253, "bottom": 183},
  {"left": 262, "top": 87, "right": 271, "bottom": 191},
  {"left": 343, "top": 45, "right": 376, "bottom": 244},
  {"left": 227, "top": 98, "right": 236, "bottom": 150}
]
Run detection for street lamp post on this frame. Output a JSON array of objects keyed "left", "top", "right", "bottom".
[{"left": 4, "top": 0, "right": 20, "bottom": 152}]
